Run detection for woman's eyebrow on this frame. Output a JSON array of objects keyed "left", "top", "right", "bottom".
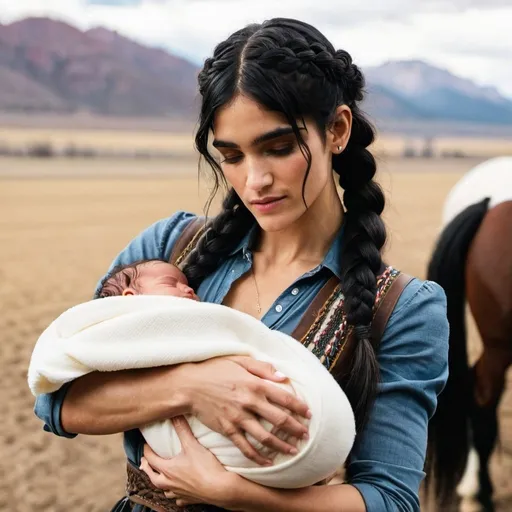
[{"left": 212, "top": 126, "right": 299, "bottom": 149}]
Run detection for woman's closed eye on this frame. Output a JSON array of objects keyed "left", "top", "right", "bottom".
[
  {"left": 265, "top": 143, "right": 295, "bottom": 157},
  {"left": 220, "top": 152, "right": 243, "bottom": 165},
  {"left": 220, "top": 144, "right": 295, "bottom": 165}
]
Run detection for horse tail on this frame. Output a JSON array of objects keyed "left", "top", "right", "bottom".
[{"left": 424, "top": 196, "right": 490, "bottom": 506}]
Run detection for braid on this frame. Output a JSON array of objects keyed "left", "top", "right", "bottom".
[
  {"left": 245, "top": 40, "right": 336, "bottom": 80},
  {"left": 182, "top": 189, "right": 255, "bottom": 290},
  {"left": 244, "top": 38, "right": 364, "bottom": 106},
  {"left": 334, "top": 109, "right": 387, "bottom": 432}
]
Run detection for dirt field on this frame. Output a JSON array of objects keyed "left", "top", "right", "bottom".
[{"left": 1, "top": 156, "right": 511, "bottom": 511}]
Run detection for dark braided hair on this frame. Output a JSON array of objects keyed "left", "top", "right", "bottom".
[{"left": 183, "top": 18, "right": 386, "bottom": 432}]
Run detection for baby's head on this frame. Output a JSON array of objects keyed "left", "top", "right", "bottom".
[{"left": 95, "top": 259, "right": 199, "bottom": 301}]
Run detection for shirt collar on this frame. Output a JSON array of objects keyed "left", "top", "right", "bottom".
[
  {"left": 229, "top": 221, "right": 344, "bottom": 279},
  {"left": 228, "top": 223, "right": 258, "bottom": 257}
]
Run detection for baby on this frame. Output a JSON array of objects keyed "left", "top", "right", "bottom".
[
  {"left": 95, "top": 259, "right": 200, "bottom": 301},
  {"left": 29, "top": 256, "right": 355, "bottom": 488}
]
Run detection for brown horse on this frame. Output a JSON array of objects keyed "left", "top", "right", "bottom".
[{"left": 425, "top": 157, "right": 512, "bottom": 511}]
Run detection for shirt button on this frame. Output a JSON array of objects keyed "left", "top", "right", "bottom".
[
  {"left": 275, "top": 304, "right": 283, "bottom": 313},
  {"left": 291, "top": 288, "right": 299, "bottom": 295}
]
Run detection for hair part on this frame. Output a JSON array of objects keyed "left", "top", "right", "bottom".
[{"left": 184, "top": 17, "right": 386, "bottom": 433}]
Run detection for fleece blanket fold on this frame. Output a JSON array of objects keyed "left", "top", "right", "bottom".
[{"left": 28, "top": 295, "right": 355, "bottom": 489}]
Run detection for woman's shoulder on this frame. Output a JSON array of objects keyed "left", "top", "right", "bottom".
[
  {"left": 391, "top": 274, "right": 447, "bottom": 317},
  {"left": 379, "top": 272, "right": 449, "bottom": 373}
]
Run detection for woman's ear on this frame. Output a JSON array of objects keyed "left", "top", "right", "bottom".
[
  {"left": 122, "top": 288, "right": 136, "bottom": 296},
  {"left": 328, "top": 105, "right": 352, "bottom": 154}
]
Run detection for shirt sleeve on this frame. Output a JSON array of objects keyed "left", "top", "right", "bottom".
[
  {"left": 33, "top": 210, "right": 198, "bottom": 438},
  {"left": 348, "top": 279, "right": 449, "bottom": 512}
]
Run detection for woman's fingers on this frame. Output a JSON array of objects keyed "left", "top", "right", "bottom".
[
  {"left": 224, "top": 425, "right": 273, "bottom": 466},
  {"left": 241, "top": 418, "right": 300, "bottom": 455},
  {"left": 142, "top": 445, "right": 167, "bottom": 473},
  {"left": 262, "top": 382, "right": 312, "bottom": 420},
  {"left": 249, "top": 399, "right": 309, "bottom": 440},
  {"left": 228, "top": 356, "right": 287, "bottom": 382},
  {"left": 140, "top": 457, "right": 171, "bottom": 491},
  {"left": 172, "top": 416, "right": 199, "bottom": 450}
]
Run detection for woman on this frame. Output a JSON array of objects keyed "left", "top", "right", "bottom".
[{"left": 34, "top": 18, "right": 449, "bottom": 512}]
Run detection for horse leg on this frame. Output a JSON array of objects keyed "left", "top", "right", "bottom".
[{"left": 468, "top": 347, "right": 512, "bottom": 511}]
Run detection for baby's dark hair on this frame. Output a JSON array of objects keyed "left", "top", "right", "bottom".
[{"left": 95, "top": 259, "right": 165, "bottom": 299}]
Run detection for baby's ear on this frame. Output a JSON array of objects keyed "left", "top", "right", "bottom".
[{"left": 122, "top": 288, "right": 136, "bottom": 296}]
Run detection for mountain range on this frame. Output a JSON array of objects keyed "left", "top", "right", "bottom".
[{"left": 1, "top": 17, "right": 512, "bottom": 129}]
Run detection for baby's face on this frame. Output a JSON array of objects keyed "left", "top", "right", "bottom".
[{"left": 126, "top": 261, "right": 199, "bottom": 301}]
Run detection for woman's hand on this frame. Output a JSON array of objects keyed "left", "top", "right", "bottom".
[
  {"left": 180, "top": 355, "right": 311, "bottom": 465},
  {"left": 140, "top": 416, "right": 240, "bottom": 508}
]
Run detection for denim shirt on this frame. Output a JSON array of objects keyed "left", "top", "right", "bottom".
[{"left": 34, "top": 211, "right": 449, "bottom": 512}]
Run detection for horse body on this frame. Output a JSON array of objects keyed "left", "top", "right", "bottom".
[{"left": 426, "top": 156, "right": 512, "bottom": 511}]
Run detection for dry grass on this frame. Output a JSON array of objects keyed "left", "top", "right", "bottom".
[{"left": 1, "top": 156, "right": 511, "bottom": 511}]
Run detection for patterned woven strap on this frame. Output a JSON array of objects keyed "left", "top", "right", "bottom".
[{"left": 371, "top": 271, "right": 413, "bottom": 343}]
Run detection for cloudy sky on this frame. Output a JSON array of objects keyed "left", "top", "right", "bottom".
[{"left": 1, "top": 0, "right": 511, "bottom": 98}]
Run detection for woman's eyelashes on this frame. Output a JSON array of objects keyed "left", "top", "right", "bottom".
[
  {"left": 220, "top": 143, "right": 296, "bottom": 165},
  {"left": 220, "top": 153, "right": 243, "bottom": 165},
  {"left": 266, "top": 144, "right": 295, "bottom": 157}
]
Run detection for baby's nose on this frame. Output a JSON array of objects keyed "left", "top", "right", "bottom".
[{"left": 178, "top": 283, "right": 194, "bottom": 295}]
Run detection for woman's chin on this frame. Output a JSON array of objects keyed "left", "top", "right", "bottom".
[{"left": 255, "top": 212, "right": 299, "bottom": 233}]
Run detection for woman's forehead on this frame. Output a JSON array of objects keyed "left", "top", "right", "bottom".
[{"left": 213, "top": 95, "right": 288, "bottom": 143}]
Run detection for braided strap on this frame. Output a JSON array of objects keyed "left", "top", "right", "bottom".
[{"left": 126, "top": 463, "right": 226, "bottom": 512}]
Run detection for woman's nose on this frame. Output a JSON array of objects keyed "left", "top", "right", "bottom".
[{"left": 246, "top": 161, "right": 273, "bottom": 191}]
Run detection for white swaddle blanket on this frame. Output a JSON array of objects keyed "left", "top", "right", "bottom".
[{"left": 28, "top": 295, "right": 355, "bottom": 489}]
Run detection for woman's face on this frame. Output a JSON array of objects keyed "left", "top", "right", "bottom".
[{"left": 212, "top": 94, "right": 343, "bottom": 232}]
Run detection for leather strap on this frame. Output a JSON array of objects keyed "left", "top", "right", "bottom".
[{"left": 169, "top": 217, "right": 205, "bottom": 266}]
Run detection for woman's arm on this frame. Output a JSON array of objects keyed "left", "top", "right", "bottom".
[
  {"left": 346, "top": 279, "right": 449, "bottom": 511},
  {"left": 140, "top": 417, "right": 366, "bottom": 512},
  {"left": 227, "top": 479, "right": 365, "bottom": 512},
  {"left": 37, "top": 354, "right": 310, "bottom": 465},
  {"left": 61, "top": 365, "right": 190, "bottom": 435}
]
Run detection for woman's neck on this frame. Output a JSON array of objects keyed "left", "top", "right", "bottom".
[{"left": 255, "top": 183, "right": 344, "bottom": 268}]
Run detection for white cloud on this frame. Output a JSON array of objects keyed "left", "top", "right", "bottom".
[{"left": 1, "top": 0, "right": 511, "bottom": 97}]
